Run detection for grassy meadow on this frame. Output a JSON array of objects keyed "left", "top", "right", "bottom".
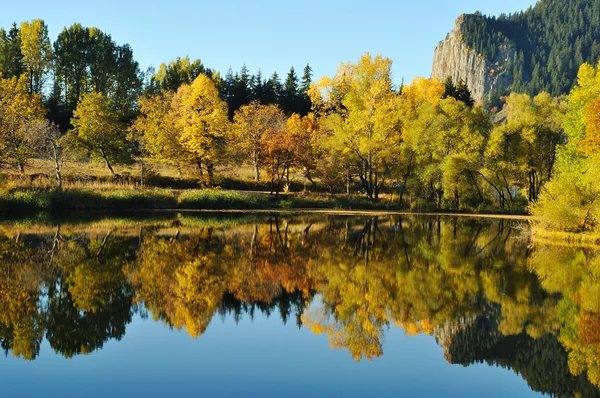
[{"left": 0, "top": 159, "right": 408, "bottom": 215}]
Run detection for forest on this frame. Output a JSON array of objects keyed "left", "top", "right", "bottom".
[
  {"left": 1, "top": 19, "right": 600, "bottom": 235},
  {"left": 461, "top": 0, "right": 600, "bottom": 99}
]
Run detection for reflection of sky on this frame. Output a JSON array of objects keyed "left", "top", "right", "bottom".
[{"left": 0, "top": 312, "right": 540, "bottom": 398}]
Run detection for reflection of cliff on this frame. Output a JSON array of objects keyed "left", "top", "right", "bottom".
[
  {"left": 432, "top": 315, "right": 477, "bottom": 363},
  {"left": 446, "top": 308, "right": 600, "bottom": 398}
]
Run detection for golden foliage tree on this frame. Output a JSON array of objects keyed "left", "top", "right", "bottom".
[
  {"left": 19, "top": 19, "right": 52, "bottom": 95},
  {"left": 232, "top": 101, "right": 286, "bottom": 181},
  {"left": 311, "top": 53, "right": 402, "bottom": 199},
  {"left": 0, "top": 75, "right": 45, "bottom": 172},
  {"left": 172, "top": 74, "right": 229, "bottom": 185}
]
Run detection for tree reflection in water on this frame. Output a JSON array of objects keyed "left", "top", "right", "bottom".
[{"left": 0, "top": 214, "right": 598, "bottom": 396}]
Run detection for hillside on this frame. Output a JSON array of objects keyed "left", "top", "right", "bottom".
[{"left": 432, "top": 0, "right": 600, "bottom": 105}]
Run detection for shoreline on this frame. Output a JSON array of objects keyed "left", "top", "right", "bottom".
[{"left": 148, "top": 208, "right": 533, "bottom": 220}]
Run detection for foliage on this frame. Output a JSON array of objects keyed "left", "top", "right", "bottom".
[
  {"left": 19, "top": 19, "right": 52, "bottom": 95},
  {"left": 62, "top": 91, "right": 131, "bottom": 175},
  {"left": 172, "top": 74, "right": 230, "bottom": 186},
  {"left": 460, "top": 0, "right": 600, "bottom": 99},
  {"left": 232, "top": 101, "right": 286, "bottom": 181},
  {"left": 313, "top": 53, "right": 401, "bottom": 200},
  {"left": 50, "top": 23, "right": 142, "bottom": 126},
  {"left": 532, "top": 62, "right": 600, "bottom": 233},
  {"left": 0, "top": 75, "right": 45, "bottom": 172}
]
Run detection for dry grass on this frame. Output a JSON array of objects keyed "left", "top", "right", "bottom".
[{"left": 531, "top": 225, "right": 600, "bottom": 247}]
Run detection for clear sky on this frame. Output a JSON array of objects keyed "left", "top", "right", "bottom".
[{"left": 2, "top": 0, "right": 538, "bottom": 85}]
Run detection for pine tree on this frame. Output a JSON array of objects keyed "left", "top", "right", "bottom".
[
  {"left": 0, "top": 23, "right": 24, "bottom": 79},
  {"left": 282, "top": 66, "right": 299, "bottom": 114},
  {"left": 299, "top": 64, "right": 313, "bottom": 115}
]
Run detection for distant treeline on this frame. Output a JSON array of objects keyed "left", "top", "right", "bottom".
[{"left": 0, "top": 20, "right": 312, "bottom": 128}]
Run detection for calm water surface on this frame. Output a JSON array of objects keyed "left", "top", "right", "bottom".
[{"left": 0, "top": 213, "right": 599, "bottom": 397}]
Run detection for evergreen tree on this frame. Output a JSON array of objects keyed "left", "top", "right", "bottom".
[
  {"left": 460, "top": 0, "right": 600, "bottom": 98},
  {"left": 299, "top": 64, "right": 313, "bottom": 115},
  {"left": 442, "top": 77, "right": 474, "bottom": 107},
  {"left": 264, "top": 72, "right": 282, "bottom": 106},
  {"left": 281, "top": 66, "right": 299, "bottom": 114},
  {"left": 0, "top": 23, "right": 24, "bottom": 79},
  {"left": 251, "top": 69, "right": 265, "bottom": 103}
]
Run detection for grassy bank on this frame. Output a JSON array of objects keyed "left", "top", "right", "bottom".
[
  {"left": 0, "top": 187, "right": 407, "bottom": 215},
  {"left": 531, "top": 226, "right": 600, "bottom": 247}
]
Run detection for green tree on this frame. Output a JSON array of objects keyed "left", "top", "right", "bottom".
[
  {"left": 0, "top": 23, "right": 24, "bottom": 79},
  {"left": 51, "top": 24, "right": 142, "bottom": 126},
  {"left": 52, "top": 23, "right": 92, "bottom": 111},
  {"left": 150, "top": 56, "right": 211, "bottom": 93},
  {"left": 282, "top": 66, "right": 299, "bottom": 114},
  {"left": 299, "top": 64, "right": 313, "bottom": 115},
  {"left": 63, "top": 91, "right": 130, "bottom": 175},
  {"left": 532, "top": 62, "right": 600, "bottom": 231},
  {"left": 486, "top": 92, "right": 565, "bottom": 203}
]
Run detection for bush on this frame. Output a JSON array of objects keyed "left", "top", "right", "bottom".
[{"left": 531, "top": 160, "right": 600, "bottom": 232}]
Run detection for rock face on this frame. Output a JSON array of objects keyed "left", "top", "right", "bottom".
[
  {"left": 432, "top": 315, "right": 476, "bottom": 363},
  {"left": 432, "top": 14, "right": 514, "bottom": 104}
]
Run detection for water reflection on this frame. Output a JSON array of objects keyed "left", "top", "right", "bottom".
[{"left": 0, "top": 214, "right": 599, "bottom": 397}]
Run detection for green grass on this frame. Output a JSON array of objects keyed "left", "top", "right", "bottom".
[
  {"left": 0, "top": 187, "right": 434, "bottom": 215},
  {"left": 178, "top": 189, "right": 272, "bottom": 210},
  {"left": 531, "top": 225, "right": 600, "bottom": 247},
  {"left": 0, "top": 188, "right": 177, "bottom": 214}
]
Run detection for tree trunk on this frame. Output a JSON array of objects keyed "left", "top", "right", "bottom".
[
  {"left": 140, "top": 159, "right": 145, "bottom": 187},
  {"left": 254, "top": 153, "right": 260, "bottom": 182},
  {"left": 207, "top": 162, "right": 214, "bottom": 187},
  {"left": 374, "top": 168, "right": 379, "bottom": 201},
  {"left": 368, "top": 157, "right": 374, "bottom": 200},
  {"left": 52, "top": 145, "right": 63, "bottom": 189},
  {"left": 196, "top": 157, "right": 204, "bottom": 185},
  {"left": 100, "top": 149, "right": 115, "bottom": 175},
  {"left": 55, "top": 162, "right": 62, "bottom": 189},
  {"left": 346, "top": 165, "right": 351, "bottom": 195},
  {"left": 399, "top": 153, "right": 414, "bottom": 207},
  {"left": 286, "top": 165, "right": 290, "bottom": 191}
]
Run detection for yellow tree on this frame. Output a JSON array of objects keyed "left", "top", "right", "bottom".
[
  {"left": 130, "top": 91, "right": 187, "bottom": 169},
  {"left": 0, "top": 236, "right": 44, "bottom": 360},
  {"left": 172, "top": 74, "right": 229, "bottom": 186},
  {"left": 579, "top": 98, "right": 600, "bottom": 153},
  {"left": 232, "top": 101, "right": 286, "bottom": 181},
  {"left": 62, "top": 91, "right": 130, "bottom": 175},
  {"left": 0, "top": 75, "right": 45, "bottom": 172},
  {"left": 311, "top": 53, "right": 401, "bottom": 199},
  {"left": 285, "top": 113, "right": 321, "bottom": 190},
  {"left": 531, "top": 62, "right": 600, "bottom": 232},
  {"left": 399, "top": 79, "right": 491, "bottom": 209},
  {"left": 19, "top": 19, "right": 52, "bottom": 95},
  {"left": 486, "top": 92, "right": 565, "bottom": 203},
  {"left": 260, "top": 125, "right": 296, "bottom": 196}
]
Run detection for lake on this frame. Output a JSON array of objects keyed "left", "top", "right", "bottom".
[{"left": 0, "top": 212, "right": 599, "bottom": 397}]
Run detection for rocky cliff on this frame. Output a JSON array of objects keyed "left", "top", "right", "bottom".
[{"left": 432, "top": 14, "right": 514, "bottom": 104}]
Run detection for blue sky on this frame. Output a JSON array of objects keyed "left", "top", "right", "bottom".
[{"left": 2, "top": 0, "right": 538, "bottom": 85}]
